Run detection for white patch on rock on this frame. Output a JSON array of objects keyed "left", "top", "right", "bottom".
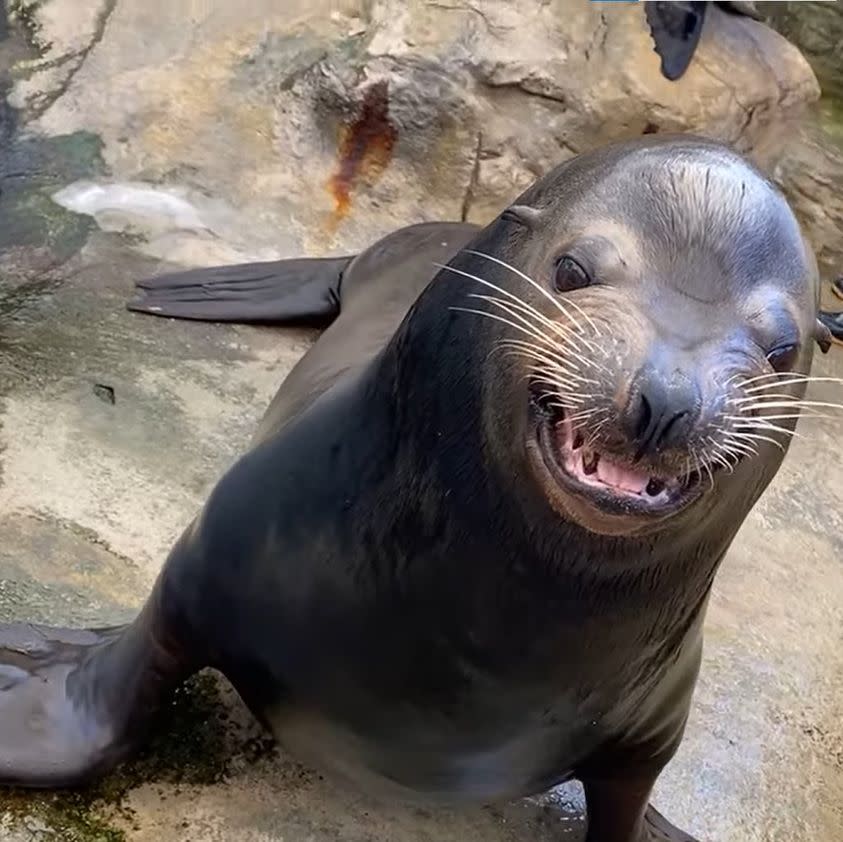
[
  {"left": 52, "top": 181, "right": 209, "bottom": 232},
  {"left": 51, "top": 180, "right": 290, "bottom": 266}
]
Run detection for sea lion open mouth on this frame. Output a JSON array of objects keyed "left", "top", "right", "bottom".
[{"left": 530, "top": 382, "right": 708, "bottom": 519}]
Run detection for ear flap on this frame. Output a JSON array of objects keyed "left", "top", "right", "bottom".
[
  {"left": 815, "top": 317, "right": 832, "bottom": 354},
  {"left": 500, "top": 205, "right": 544, "bottom": 229}
]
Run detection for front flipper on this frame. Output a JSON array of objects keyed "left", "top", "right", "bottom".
[
  {"left": 582, "top": 776, "right": 700, "bottom": 842},
  {"left": 128, "top": 255, "right": 354, "bottom": 325},
  {"left": 644, "top": 1, "right": 707, "bottom": 81},
  {"left": 0, "top": 610, "right": 190, "bottom": 788},
  {"left": 643, "top": 806, "right": 699, "bottom": 842}
]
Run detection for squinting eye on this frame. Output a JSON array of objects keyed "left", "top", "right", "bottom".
[
  {"left": 767, "top": 343, "right": 799, "bottom": 372},
  {"left": 553, "top": 256, "right": 591, "bottom": 293}
]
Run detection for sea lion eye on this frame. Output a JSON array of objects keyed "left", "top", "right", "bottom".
[
  {"left": 553, "top": 256, "right": 591, "bottom": 293},
  {"left": 767, "top": 343, "right": 799, "bottom": 372}
]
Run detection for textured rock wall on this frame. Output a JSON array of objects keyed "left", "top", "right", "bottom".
[
  {"left": 759, "top": 0, "right": 843, "bottom": 276},
  {"left": 760, "top": 0, "right": 843, "bottom": 100},
  {"left": 7, "top": 0, "right": 821, "bottom": 265}
]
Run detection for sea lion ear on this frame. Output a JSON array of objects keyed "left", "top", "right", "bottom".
[
  {"left": 500, "top": 205, "right": 543, "bottom": 229},
  {"left": 814, "top": 318, "right": 832, "bottom": 354}
]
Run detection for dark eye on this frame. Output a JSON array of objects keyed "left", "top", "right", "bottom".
[
  {"left": 553, "top": 256, "right": 591, "bottom": 293},
  {"left": 767, "top": 343, "right": 799, "bottom": 372}
]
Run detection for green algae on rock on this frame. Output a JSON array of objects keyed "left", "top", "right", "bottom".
[{"left": 0, "top": 672, "right": 259, "bottom": 841}]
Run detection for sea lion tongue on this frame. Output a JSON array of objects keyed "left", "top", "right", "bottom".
[{"left": 593, "top": 458, "right": 651, "bottom": 495}]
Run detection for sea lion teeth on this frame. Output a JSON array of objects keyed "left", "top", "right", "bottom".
[
  {"left": 582, "top": 449, "right": 599, "bottom": 475},
  {"left": 594, "top": 454, "right": 650, "bottom": 494}
]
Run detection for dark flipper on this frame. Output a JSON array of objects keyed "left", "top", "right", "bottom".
[
  {"left": 128, "top": 255, "right": 354, "bottom": 326},
  {"left": 818, "top": 310, "right": 843, "bottom": 348},
  {"left": 643, "top": 805, "right": 700, "bottom": 841},
  {"left": 0, "top": 587, "right": 192, "bottom": 788},
  {"left": 645, "top": 1, "right": 708, "bottom": 81},
  {"left": 583, "top": 776, "right": 700, "bottom": 842}
]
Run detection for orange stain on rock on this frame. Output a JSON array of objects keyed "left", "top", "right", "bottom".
[{"left": 327, "top": 80, "right": 398, "bottom": 224}]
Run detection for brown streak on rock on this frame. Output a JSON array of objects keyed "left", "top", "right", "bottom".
[{"left": 327, "top": 80, "right": 398, "bottom": 224}]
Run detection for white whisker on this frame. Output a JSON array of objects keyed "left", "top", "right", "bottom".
[
  {"left": 467, "top": 289, "right": 588, "bottom": 353},
  {"left": 729, "top": 431, "right": 785, "bottom": 452},
  {"left": 497, "top": 341, "right": 598, "bottom": 387},
  {"left": 461, "top": 249, "right": 602, "bottom": 339},
  {"left": 438, "top": 263, "right": 596, "bottom": 355},
  {"left": 726, "top": 413, "right": 829, "bottom": 422},
  {"left": 733, "top": 400, "right": 843, "bottom": 413},
  {"left": 720, "top": 437, "right": 758, "bottom": 459},
  {"left": 741, "top": 374, "right": 843, "bottom": 392}
]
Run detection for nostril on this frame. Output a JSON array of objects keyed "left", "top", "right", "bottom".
[
  {"left": 658, "top": 410, "right": 688, "bottom": 449},
  {"left": 635, "top": 394, "right": 652, "bottom": 441}
]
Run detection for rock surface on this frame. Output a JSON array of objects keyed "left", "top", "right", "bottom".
[
  {"left": 10, "top": 0, "right": 821, "bottom": 264},
  {"left": 756, "top": 0, "right": 843, "bottom": 276},
  {"left": 1, "top": 1, "right": 842, "bottom": 841},
  {"left": 760, "top": 0, "right": 843, "bottom": 100}
]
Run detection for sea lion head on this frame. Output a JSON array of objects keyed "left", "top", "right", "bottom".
[{"left": 421, "top": 136, "right": 825, "bottom": 539}]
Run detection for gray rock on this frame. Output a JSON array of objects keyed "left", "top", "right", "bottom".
[
  {"left": 759, "top": 0, "right": 843, "bottom": 100},
  {"left": 17, "top": 0, "right": 819, "bottom": 261}
]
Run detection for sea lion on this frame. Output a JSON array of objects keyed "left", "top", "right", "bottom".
[{"left": 0, "top": 134, "right": 830, "bottom": 842}]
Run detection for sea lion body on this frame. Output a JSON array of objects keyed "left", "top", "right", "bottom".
[{"left": 0, "top": 135, "right": 827, "bottom": 842}]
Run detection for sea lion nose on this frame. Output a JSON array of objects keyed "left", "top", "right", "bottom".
[{"left": 624, "top": 363, "right": 701, "bottom": 459}]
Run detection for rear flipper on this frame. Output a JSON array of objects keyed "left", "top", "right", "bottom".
[
  {"left": 0, "top": 598, "right": 192, "bottom": 788},
  {"left": 128, "top": 255, "right": 354, "bottom": 325}
]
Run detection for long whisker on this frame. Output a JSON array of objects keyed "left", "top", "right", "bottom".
[
  {"left": 728, "top": 431, "right": 785, "bottom": 452},
  {"left": 462, "top": 294, "right": 568, "bottom": 352},
  {"left": 497, "top": 340, "right": 598, "bottom": 386},
  {"left": 566, "top": 408, "right": 604, "bottom": 424},
  {"left": 708, "top": 435, "right": 740, "bottom": 464},
  {"left": 700, "top": 452, "right": 715, "bottom": 491},
  {"left": 726, "top": 413, "right": 831, "bottom": 422},
  {"left": 730, "top": 420, "right": 803, "bottom": 438},
  {"left": 450, "top": 306, "right": 562, "bottom": 350},
  {"left": 498, "top": 346, "right": 600, "bottom": 386},
  {"left": 534, "top": 383, "right": 593, "bottom": 405},
  {"left": 733, "top": 400, "right": 843, "bottom": 413},
  {"left": 719, "top": 436, "right": 758, "bottom": 459},
  {"left": 731, "top": 392, "right": 843, "bottom": 404},
  {"left": 584, "top": 416, "right": 610, "bottom": 447},
  {"left": 740, "top": 374, "right": 843, "bottom": 391},
  {"left": 706, "top": 439, "right": 735, "bottom": 473},
  {"left": 476, "top": 296, "right": 599, "bottom": 373},
  {"left": 438, "top": 262, "right": 596, "bottom": 355},
  {"left": 465, "top": 287, "right": 589, "bottom": 351},
  {"left": 462, "top": 249, "right": 602, "bottom": 339}
]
